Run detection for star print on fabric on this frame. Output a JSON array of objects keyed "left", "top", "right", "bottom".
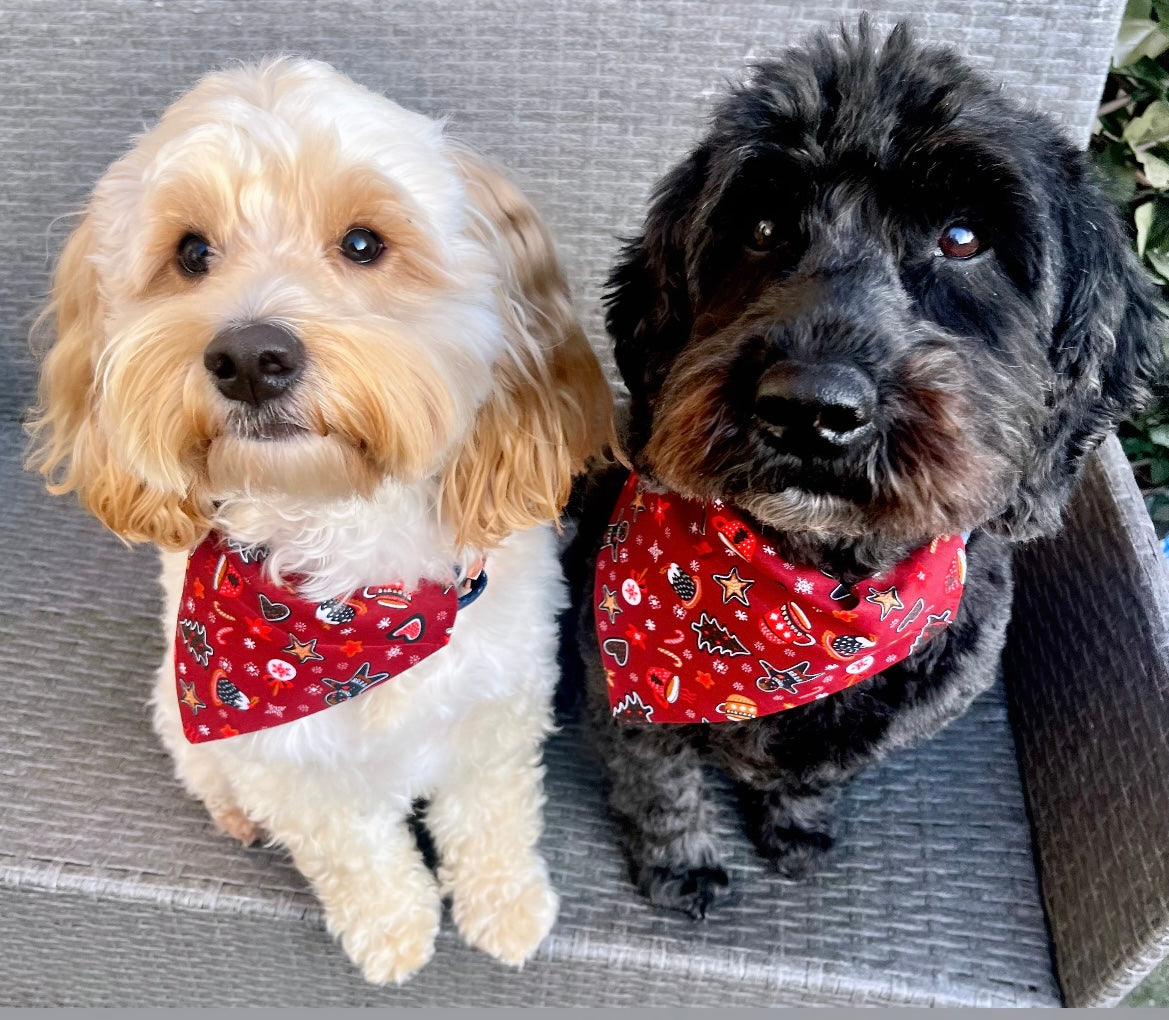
[
  {"left": 691, "top": 613, "right": 749, "bottom": 658},
  {"left": 630, "top": 491, "right": 647, "bottom": 520},
  {"left": 756, "top": 659, "right": 822, "bottom": 693},
  {"left": 865, "top": 585, "right": 903, "bottom": 621},
  {"left": 695, "top": 671, "right": 714, "bottom": 689},
  {"left": 598, "top": 585, "right": 622, "bottom": 624},
  {"left": 625, "top": 625, "right": 647, "bottom": 650},
  {"left": 245, "top": 617, "right": 273, "bottom": 641},
  {"left": 179, "top": 680, "right": 206, "bottom": 715},
  {"left": 283, "top": 635, "right": 325, "bottom": 664},
  {"left": 651, "top": 497, "right": 670, "bottom": 525},
  {"left": 342, "top": 639, "right": 364, "bottom": 657},
  {"left": 192, "top": 578, "right": 205, "bottom": 599},
  {"left": 713, "top": 566, "right": 755, "bottom": 606}
]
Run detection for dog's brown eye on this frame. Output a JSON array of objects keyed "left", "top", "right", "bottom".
[
  {"left": 751, "top": 219, "right": 777, "bottom": 251},
  {"left": 938, "top": 225, "right": 983, "bottom": 259},
  {"left": 340, "top": 227, "right": 385, "bottom": 265},
  {"left": 177, "top": 233, "right": 212, "bottom": 276}
]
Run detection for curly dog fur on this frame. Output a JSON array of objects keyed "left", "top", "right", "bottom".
[{"left": 573, "top": 20, "right": 1164, "bottom": 918}]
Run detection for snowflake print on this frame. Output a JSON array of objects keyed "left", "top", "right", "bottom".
[
  {"left": 733, "top": 681, "right": 744, "bottom": 691},
  {"left": 664, "top": 526, "right": 672, "bottom": 538},
  {"left": 409, "top": 655, "right": 421, "bottom": 665},
  {"left": 243, "top": 638, "right": 256, "bottom": 650},
  {"left": 735, "top": 610, "right": 748, "bottom": 621},
  {"left": 177, "top": 663, "right": 187, "bottom": 676},
  {"left": 794, "top": 578, "right": 814, "bottom": 595},
  {"left": 185, "top": 598, "right": 196, "bottom": 613},
  {"left": 265, "top": 704, "right": 286, "bottom": 718},
  {"left": 610, "top": 570, "right": 618, "bottom": 582},
  {"left": 673, "top": 605, "right": 686, "bottom": 619},
  {"left": 686, "top": 709, "right": 696, "bottom": 719},
  {"left": 244, "top": 663, "right": 260, "bottom": 677},
  {"left": 713, "top": 661, "right": 728, "bottom": 674},
  {"left": 682, "top": 649, "right": 694, "bottom": 660},
  {"left": 763, "top": 545, "right": 775, "bottom": 556},
  {"left": 207, "top": 611, "right": 217, "bottom": 624},
  {"left": 824, "top": 663, "right": 838, "bottom": 671},
  {"left": 293, "top": 621, "right": 308, "bottom": 633},
  {"left": 782, "top": 562, "right": 795, "bottom": 571},
  {"left": 648, "top": 541, "right": 663, "bottom": 563},
  {"left": 217, "top": 658, "right": 232, "bottom": 673},
  {"left": 619, "top": 548, "right": 629, "bottom": 563},
  {"left": 713, "top": 499, "right": 724, "bottom": 509},
  {"left": 387, "top": 646, "right": 402, "bottom": 658},
  {"left": 197, "top": 725, "right": 210, "bottom": 737},
  {"left": 341, "top": 627, "right": 356, "bottom": 635},
  {"left": 645, "top": 620, "right": 656, "bottom": 631},
  {"left": 886, "top": 653, "right": 899, "bottom": 663},
  {"left": 689, "top": 523, "right": 699, "bottom": 534},
  {"left": 436, "top": 611, "right": 448, "bottom": 622},
  {"left": 754, "top": 642, "right": 767, "bottom": 653},
  {"left": 635, "top": 534, "right": 645, "bottom": 545},
  {"left": 378, "top": 618, "right": 391, "bottom": 629},
  {"left": 305, "top": 684, "right": 322, "bottom": 695},
  {"left": 783, "top": 648, "right": 797, "bottom": 658},
  {"left": 311, "top": 666, "right": 324, "bottom": 675},
  {"left": 297, "top": 704, "right": 310, "bottom": 713},
  {"left": 740, "top": 661, "right": 754, "bottom": 673},
  {"left": 648, "top": 595, "right": 661, "bottom": 609},
  {"left": 689, "top": 559, "right": 701, "bottom": 572}
]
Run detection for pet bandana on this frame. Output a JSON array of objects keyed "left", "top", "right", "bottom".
[
  {"left": 174, "top": 533, "right": 486, "bottom": 743},
  {"left": 595, "top": 473, "right": 966, "bottom": 725}
]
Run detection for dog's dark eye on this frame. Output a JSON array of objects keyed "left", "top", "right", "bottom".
[
  {"left": 339, "top": 227, "right": 385, "bottom": 265},
  {"left": 177, "top": 233, "right": 212, "bottom": 276},
  {"left": 750, "top": 219, "right": 778, "bottom": 251},
  {"left": 937, "top": 225, "right": 984, "bottom": 260}
]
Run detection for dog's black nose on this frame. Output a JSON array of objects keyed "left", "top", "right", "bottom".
[
  {"left": 203, "top": 322, "right": 304, "bottom": 406},
  {"left": 755, "top": 361, "right": 876, "bottom": 445}
]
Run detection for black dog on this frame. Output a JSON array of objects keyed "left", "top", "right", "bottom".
[{"left": 575, "top": 21, "right": 1163, "bottom": 919}]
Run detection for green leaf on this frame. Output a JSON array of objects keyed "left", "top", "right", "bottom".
[
  {"left": 1123, "top": 98, "right": 1169, "bottom": 147},
  {"left": 1115, "top": 18, "right": 1169, "bottom": 65},
  {"left": 1136, "top": 200, "right": 1155, "bottom": 256},
  {"left": 1138, "top": 147, "right": 1169, "bottom": 186}
]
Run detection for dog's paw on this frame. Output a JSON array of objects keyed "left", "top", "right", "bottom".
[
  {"left": 335, "top": 900, "right": 442, "bottom": 985},
  {"left": 452, "top": 861, "right": 559, "bottom": 966},
  {"left": 756, "top": 826, "right": 834, "bottom": 879},
  {"left": 641, "top": 864, "right": 732, "bottom": 920},
  {"left": 209, "top": 805, "right": 265, "bottom": 847}
]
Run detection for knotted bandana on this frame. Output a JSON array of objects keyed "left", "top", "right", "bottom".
[
  {"left": 595, "top": 473, "right": 965, "bottom": 724},
  {"left": 175, "top": 533, "right": 485, "bottom": 743}
]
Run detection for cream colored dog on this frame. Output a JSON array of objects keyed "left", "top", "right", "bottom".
[{"left": 28, "top": 58, "right": 611, "bottom": 984}]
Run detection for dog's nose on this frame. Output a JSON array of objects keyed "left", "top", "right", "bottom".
[
  {"left": 755, "top": 361, "right": 876, "bottom": 445},
  {"left": 203, "top": 322, "right": 304, "bottom": 406}
]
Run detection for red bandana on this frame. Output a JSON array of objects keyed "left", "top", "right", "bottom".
[
  {"left": 174, "top": 534, "right": 481, "bottom": 743},
  {"left": 594, "top": 473, "right": 966, "bottom": 724}
]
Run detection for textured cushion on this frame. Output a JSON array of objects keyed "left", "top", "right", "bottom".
[{"left": 0, "top": 0, "right": 1153, "bottom": 1007}]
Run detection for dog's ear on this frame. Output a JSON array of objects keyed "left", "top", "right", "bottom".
[
  {"left": 988, "top": 153, "right": 1165, "bottom": 539},
  {"left": 605, "top": 148, "right": 709, "bottom": 452},
  {"left": 26, "top": 211, "right": 209, "bottom": 549},
  {"left": 439, "top": 150, "right": 615, "bottom": 550}
]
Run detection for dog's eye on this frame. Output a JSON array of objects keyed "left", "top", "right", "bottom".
[
  {"left": 176, "top": 233, "right": 212, "bottom": 276},
  {"left": 937, "top": 225, "right": 984, "bottom": 260},
  {"left": 750, "top": 219, "right": 778, "bottom": 251},
  {"left": 339, "top": 227, "right": 385, "bottom": 265}
]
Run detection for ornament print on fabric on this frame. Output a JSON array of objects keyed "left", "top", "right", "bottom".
[
  {"left": 174, "top": 533, "right": 464, "bottom": 744},
  {"left": 594, "top": 473, "right": 966, "bottom": 724}
]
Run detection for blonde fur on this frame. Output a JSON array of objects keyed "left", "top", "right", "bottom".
[{"left": 27, "top": 57, "right": 614, "bottom": 984}]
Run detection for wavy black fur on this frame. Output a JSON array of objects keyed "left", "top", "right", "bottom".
[{"left": 572, "top": 19, "right": 1164, "bottom": 917}]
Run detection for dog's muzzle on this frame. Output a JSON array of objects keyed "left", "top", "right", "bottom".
[{"left": 754, "top": 360, "right": 876, "bottom": 449}]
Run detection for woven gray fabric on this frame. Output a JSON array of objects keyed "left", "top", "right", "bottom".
[
  {"left": 1005, "top": 436, "right": 1169, "bottom": 1008},
  {"left": 0, "top": 0, "right": 1144, "bottom": 1007}
]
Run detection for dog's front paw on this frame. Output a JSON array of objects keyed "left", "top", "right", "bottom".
[
  {"left": 451, "top": 858, "right": 559, "bottom": 966},
  {"left": 754, "top": 825, "right": 834, "bottom": 878},
  {"left": 640, "top": 863, "right": 732, "bottom": 920},
  {"left": 330, "top": 893, "right": 442, "bottom": 985},
  {"left": 208, "top": 804, "right": 265, "bottom": 847}
]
